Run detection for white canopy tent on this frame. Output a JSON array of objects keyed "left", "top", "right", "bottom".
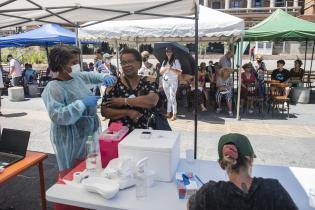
[
  {"left": 79, "top": 5, "right": 245, "bottom": 121},
  {"left": 0, "top": 0, "right": 195, "bottom": 29},
  {"left": 0, "top": 0, "right": 207, "bottom": 159},
  {"left": 79, "top": 5, "right": 244, "bottom": 42}
]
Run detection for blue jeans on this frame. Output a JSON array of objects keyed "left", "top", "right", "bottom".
[{"left": 257, "top": 81, "right": 265, "bottom": 98}]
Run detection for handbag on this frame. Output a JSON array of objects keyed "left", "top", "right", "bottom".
[
  {"left": 124, "top": 76, "right": 172, "bottom": 131},
  {"left": 147, "top": 113, "right": 172, "bottom": 131}
]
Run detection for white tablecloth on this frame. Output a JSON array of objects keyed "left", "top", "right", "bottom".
[{"left": 46, "top": 159, "right": 315, "bottom": 210}]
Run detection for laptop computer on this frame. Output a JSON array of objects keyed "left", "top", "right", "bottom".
[{"left": 0, "top": 128, "right": 30, "bottom": 168}]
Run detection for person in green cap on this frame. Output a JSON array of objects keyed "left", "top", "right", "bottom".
[{"left": 188, "top": 133, "right": 297, "bottom": 210}]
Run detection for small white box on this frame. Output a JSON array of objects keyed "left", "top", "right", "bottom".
[{"left": 118, "top": 129, "right": 180, "bottom": 182}]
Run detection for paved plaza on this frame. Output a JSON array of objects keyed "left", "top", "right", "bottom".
[{"left": 1, "top": 94, "right": 315, "bottom": 168}]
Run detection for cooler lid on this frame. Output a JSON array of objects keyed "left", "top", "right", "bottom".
[{"left": 119, "top": 129, "right": 180, "bottom": 153}]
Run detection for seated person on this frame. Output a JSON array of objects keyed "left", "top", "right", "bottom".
[
  {"left": 253, "top": 55, "right": 267, "bottom": 98},
  {"left": 89, "top": 62, "right": 94, "bottom": 72},
  {"left": 241, "top": 63, "right": 257, "bottom": 114},
  {"left": 215, "top": 67, "right": 233, "bottom": 116},
  {"left": 101, "top": 48, "right": 159, "bottom": 131},
  {"left": 22, "top": 63, "right": 37, "bottom": 85},
  {"left": 199, "top": 62, "right": 209, "bottom": 103},
  {"left": 190, "top": 76, "right": 207, "bottom": 112},
  {"left": 213, "top": 62, "right": 222, "bottom": 83},
  {"left": 83, "top": 62, "right": 90, "bottom": 72},
  {"left": 188, "top": 133, "right": 298, "bottom": 210},
  {"left": 138, "top": 51, "right": 157, "bottom": 79},
  {"left": 271, "top": 60, "right": 290, "bottom": 83},
  {"left": 207, "top": 60, "right": 214, "bottom": 74},
  {"left": 271, "top": 60, "right": 290, "bottom": 96},
  {"left": 178, "top": 74, "right": 193, "bottom": 109},
  {"left": 289, "top": 59, "right": 304, "bottom": 87}
]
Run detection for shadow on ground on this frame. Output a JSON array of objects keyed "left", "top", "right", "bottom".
[{"left": 0, "top": 154, "right": 58, "bottom": 210}]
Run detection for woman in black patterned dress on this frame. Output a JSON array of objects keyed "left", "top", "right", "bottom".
[{"left": 101, "top": 48, "right": 159, "bottom": 131}]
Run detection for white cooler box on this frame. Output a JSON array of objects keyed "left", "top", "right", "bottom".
[{"left": 118, "top": 129, "right": 180, "bottom": 182}]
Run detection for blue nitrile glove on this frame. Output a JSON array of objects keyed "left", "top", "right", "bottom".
[
  {"left": 82, "top": 96, "right": 101, "bottom": 107},
  {"left": 182, "top": 174, "right": 190, "bottom": 185},
  {"left": 103, "top": 75, "right": 117, "bottom": 87}
]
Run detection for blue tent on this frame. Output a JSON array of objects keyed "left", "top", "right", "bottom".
[{"left": 0, "top": 24, "right": 93, "bottom": 48}]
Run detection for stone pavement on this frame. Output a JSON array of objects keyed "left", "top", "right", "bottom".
[{"left": 1, "top": 95, "right": 315, "bottom": 168}]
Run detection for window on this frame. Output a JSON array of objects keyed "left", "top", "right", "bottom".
[
  {"left": 275, "top": 0, "right": 285, "bottom": 7},
  {"left": 212, "top": 0, "right": 221, "bottom": 9},
  {"left": 254, "top": 0, "right": 262, "bottom": 7},
  {"left": 231, "top": 0, "right": 242, "bottom": 8}
]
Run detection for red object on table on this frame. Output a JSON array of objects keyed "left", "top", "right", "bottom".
[{"left": 99, "top": 122, "right": 129, "bottom": 168}]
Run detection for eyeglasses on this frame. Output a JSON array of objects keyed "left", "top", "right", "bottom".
[{"left": 121, "top": 60, "right": 137, "bottom": 66}]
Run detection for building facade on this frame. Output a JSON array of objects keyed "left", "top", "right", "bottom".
[{"left": 200, "top": 0, "right": 314, "bottom": 56}]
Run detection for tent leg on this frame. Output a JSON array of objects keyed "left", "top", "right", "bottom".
[
  {"left": 136, "top": 37, "right": 139, "bottom": 51},
  {"left": 304, "top": 40, "right": 308, "bottom": 71},
  {"left": 310, "top": 40, "right": 315, "bottom": 74},
  {"left": 75, "top": 24, "right": 79, "bottom": 47},
  {"left": 115, "top": 39, "right": 120, "bottom": 75},
  {"left": 194, "top": 4, "right": 199, "bottom": 160},
  {"left": 45, "top": 45, "right": 49, "bottom": 60},
  {"left": 236, "top": 36, "right": 244, "bottom": 120}
]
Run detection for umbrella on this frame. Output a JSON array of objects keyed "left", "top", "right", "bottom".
[{"left": 153, "top": 42, "right": 196, "bottom": 75}]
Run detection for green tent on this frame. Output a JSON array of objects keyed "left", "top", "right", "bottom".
[{"left": 245, "top": 9, "right": 315, "bottom": 41}]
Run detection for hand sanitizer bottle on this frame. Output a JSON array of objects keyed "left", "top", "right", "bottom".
[
  {"left": 136, "top": 158, "right": 148, "bottom": 199},
  {"left": 86, "top": 135, "right": 99, "bottom": 174}
]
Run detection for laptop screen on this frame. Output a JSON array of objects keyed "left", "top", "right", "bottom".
[{"left": 0, "top": 128, "right": 30, "bottom": 156}]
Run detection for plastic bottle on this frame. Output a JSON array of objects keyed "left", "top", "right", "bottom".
[
  {"left": 86, "top": 135, "right": 99, "bottom": 174},
  {"left": 135, "top": 158, "right": 148, "bottom": 199}
]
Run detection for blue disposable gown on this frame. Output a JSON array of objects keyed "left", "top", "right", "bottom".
[{"left": 42, "top": 72, "right": 105, "bottom": 171}]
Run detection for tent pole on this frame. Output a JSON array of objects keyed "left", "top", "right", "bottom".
[
  {"left": 194, "top": 3, "right": 199, "bottom": 160},
  {"left": 75, "top": 23, "right": 83, "bottom": 71},
  {"left": 310, "top": 40, "right": 315, "bottom": 74},
  {"left": 236, "top": 36, "right": 244, "bottom": 120},
  {"left": 304, "top": 40, "right": 308, "bottom": 70},
  {"left": 45, "top": 45, "right": 49, "bottom": 60},
  {"left": 136, "top": 37, "right": 139, "bottom": 51},
  {"left": 115, "top": 39, "right": 120, "bottom": 75},
  {"left": 75, "top": 24, "right": 79, "bottom": 47}
]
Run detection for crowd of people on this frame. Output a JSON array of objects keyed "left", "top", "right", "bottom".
[{"left": 0, "top": 45, "right": 300, "bottom": 210}]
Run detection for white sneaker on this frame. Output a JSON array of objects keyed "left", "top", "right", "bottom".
[
  {"left": 249, "top": 109, "right": 254, "bottom": 114},
  {"left": 216, "top": 108, "right": 222, "bottom": 113},
  {"left": 228, "top": 111, "right": 233, "bottom": 116}
]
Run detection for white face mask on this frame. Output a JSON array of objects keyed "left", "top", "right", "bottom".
[
  {"left": 70, "top": 64, "right": 81, "bottom": 74},
  {"left": 105, "top": 59, "right": 111, "bottom": 65}
]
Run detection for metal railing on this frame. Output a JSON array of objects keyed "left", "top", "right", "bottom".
[{"left": 217, "top": 6, "right": 301, "bottom": 14}]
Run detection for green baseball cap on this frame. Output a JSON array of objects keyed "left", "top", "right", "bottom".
[{"left": 218, "top": 133, "right": 255, "bottom": 160}]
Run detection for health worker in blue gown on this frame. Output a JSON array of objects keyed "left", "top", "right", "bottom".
[{"left": 42, "top": 46, "right": 116, "bottom": 175}]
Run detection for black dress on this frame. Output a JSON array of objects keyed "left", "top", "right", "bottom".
[
  {"left": 102, "top": 77, "right": 158, "bottom": 131},
  {"left": 189, "top": 177, "right": 298, "bottom": 210}
]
